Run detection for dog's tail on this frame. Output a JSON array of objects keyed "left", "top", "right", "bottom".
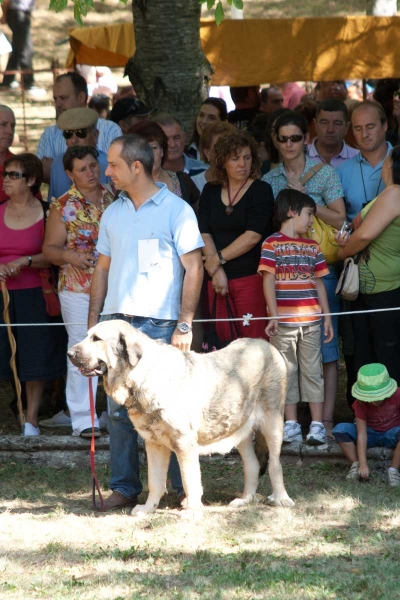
[{"left": 254, "top": 430, "right": 269, "bottom": 477}]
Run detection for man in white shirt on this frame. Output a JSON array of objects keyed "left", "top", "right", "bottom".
[
  {"left": 37, "top": 71, "right": 121, "bottom": 182},
  {"left": 88, "top": 134, "right": 204, "bottom": 511}
]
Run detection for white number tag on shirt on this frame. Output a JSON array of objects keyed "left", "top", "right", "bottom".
[{"left": 138, "top": 239, "right": 160, "bottom": 273}]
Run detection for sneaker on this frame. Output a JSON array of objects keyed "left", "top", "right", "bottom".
[
  {"left": 80, "top": 427, "right": 101, "bottom": 439},
  {"left": 26, "top": 86, "right": 47, "bottom": 98},
  {"left": 9, "top": 81, "right": 20, "bottom": 90},
  {"left": 23, "top": 422, "right": 40, "bottom": 436},
  {"left": 386, "top": 467, "right": 400, "bottom": 487},
  {"left": 39, "top": 410, "right": 72, "bottom": 428},
  {"left": 283, "top": 421, "right": 302, "bottom": 443},
  {"left": 306, "top": 422, "right": 326, "bottom": 445},
  {"left": 346, "top": 461, "right": 360, "bottom": 480}
]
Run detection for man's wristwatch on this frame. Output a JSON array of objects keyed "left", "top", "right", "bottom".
[
  {"left": 176, "top": 322, "right": 192, "bottom": 334},
  {"left": 217, "top": 250, "right": 226, "bottom": 265}
]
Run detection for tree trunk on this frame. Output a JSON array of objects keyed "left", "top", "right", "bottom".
[
  {"left": 366, "top": 0, "right": 397, "bottom": 15},
  {"left": 126, "top": 0, "right": 213, "bottom": 131}
]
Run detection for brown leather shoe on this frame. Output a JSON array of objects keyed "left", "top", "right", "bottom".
[{"left": 101, "top": 491, "right": 138, "bottom": 511}]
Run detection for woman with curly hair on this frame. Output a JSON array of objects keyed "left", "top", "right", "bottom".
[{"left": 198, "top": 130, "right": 274, "bottom": 342}]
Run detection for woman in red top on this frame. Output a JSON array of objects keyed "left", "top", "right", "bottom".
[{"left": 0, "top": 154, "right": 66, "bottom": 436}]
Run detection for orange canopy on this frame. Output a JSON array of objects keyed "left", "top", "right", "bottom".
[{"left": 67, "top": 16, "right": 400, "bottom": 84}]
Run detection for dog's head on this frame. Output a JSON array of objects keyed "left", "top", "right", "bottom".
[{"left": 67, "top": 320, "right": 144, "bottom": 377}]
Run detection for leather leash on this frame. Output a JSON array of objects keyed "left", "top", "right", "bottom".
[
  {"left": 1, "top": 281, "right": 25, "bottom": 433},
  {"left": 89, "top": 378, "right": 104, "bottom": 511}
]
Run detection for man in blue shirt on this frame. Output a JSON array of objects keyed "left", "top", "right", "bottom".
[
  {"left": 88, "top": 134, "right": 204, "bottom": 512},
  {"left": 48, "top": 107, "right": 111, "bottom": 201},
  {"left": 336, "top": 100, "right": 392, "bottom": 221}
]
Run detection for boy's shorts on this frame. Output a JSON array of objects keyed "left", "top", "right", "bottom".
[
  {"left": 270, "top": 323, "right": 324, "bottom": 405},
  {"left": 333, "top": 422, "right": 400, "bottom": 448}
]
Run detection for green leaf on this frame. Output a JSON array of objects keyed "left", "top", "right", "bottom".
[
  {"left": 226, "top": 0, "right": 233, "bottom": 5},
  {"left": 214, "top": 0, "right": 225, "bottom": 25},
  {"left": 232, "top": 0, "right": 243, "bottom": 8},
  {"left": 207, "top": 0, "right": 215, "bottom": 9},
  {"left": 73, "top": 2, "right": 83, "bottom": 26}
]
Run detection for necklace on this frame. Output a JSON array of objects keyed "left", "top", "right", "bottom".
[{"left": 226, "top": 178, "right": 249, "bottom": 215}]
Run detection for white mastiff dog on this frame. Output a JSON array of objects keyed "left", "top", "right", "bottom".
[{"left": 68, "top": 320, "right": 294, "bottom": 515}]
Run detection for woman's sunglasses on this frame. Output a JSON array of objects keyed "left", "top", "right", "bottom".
[
  {"left": 3, "top": 170, "right": 27, "bottom": 180},
  {"left": 62, "top": 128, "right": 89, "bottom": 140},
  {"left": 276, "top": 134, "right": 304, "bottom": 144}
]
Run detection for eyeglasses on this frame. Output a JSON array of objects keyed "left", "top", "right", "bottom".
[
  {"left": 63, "top": 128, "right": 89, "bottom": 140},
  {"left": 276, "top": 134, "right": 304, "bottom": 144},
  {"left": 3, "top": 170, "right": 27, "bottom": 180}
]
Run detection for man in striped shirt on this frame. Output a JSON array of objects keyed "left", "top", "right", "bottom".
[{"left": 259, "top": 188, "right": 333, "bottom": 445}]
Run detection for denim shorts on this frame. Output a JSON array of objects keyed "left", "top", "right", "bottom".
[
  {"left": 321, "top": 266, "right": 340, "bottom": 364},
  {"left": 333, "top": 422, "right": 400, "bottom": 448}
]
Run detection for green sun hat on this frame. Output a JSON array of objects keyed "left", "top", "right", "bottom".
[{"left": 352, "top": 363, "right": 398, "bottom": 402}]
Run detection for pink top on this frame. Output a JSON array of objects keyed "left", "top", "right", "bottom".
[
  {"left": 282, "top": 82, "right": 305, "bottom": 110},
  {"left": 0, "top": 201, "right": 43, "bottom": 290}
]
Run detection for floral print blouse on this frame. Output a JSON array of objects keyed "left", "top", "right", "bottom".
[{"left": 51, "top": 184, "right": 114, "bottom": 294}]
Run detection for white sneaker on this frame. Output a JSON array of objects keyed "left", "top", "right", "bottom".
[
  {"left": 9, "top": 81, "right": 20, "bottom": 90},
  {"left": 306, "top": 422, "right": 326, "bottom": 445},
  {"left": 27, "top": 86, "right": 47, "bottom": 98},
  {"left": 346, "top": 461, "right": 359, "bottom": 480},
  {"left": 39, "top": 410, "right": 71, "bottom": 428},
  {"left": 386, "top": 467, "right": 400, "bottom": 487},
  {"left": 23, "top": 422, "right": 40, "bottom": 436},
  {"left": 283, "top": 421, "right": 302, "bottom": 443}
]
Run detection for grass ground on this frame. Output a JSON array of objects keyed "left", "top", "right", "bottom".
[{"left": 1, "top": 456, "right": 400, "bottom": 599}]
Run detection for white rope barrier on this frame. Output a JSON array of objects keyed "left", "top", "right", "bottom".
[{"left": 1, "top": 305, "right": 400, "bottom": 327}]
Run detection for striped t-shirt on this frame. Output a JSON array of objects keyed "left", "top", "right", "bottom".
[{"left": 258, "top": 232, "right": 329, "bottom": 326}]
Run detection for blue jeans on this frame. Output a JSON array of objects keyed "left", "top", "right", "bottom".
[
  {"left": 101, "top": 314, "right": 183, "bottom": 499},
  {"left": 333, "top": 422, "right": 400, "bottom": 448},
  {"left": 321, "top": 266, "right": 340, "bottom": 363}
]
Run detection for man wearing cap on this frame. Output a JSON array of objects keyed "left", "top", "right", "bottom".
[
  {"left": 332, "top": 363, "right": 400, "bottom": 487},
  {"left": 108, "top": 97, "right": 155, "bottom": 133},
  {"left": 48, "top": 107, "right": 111, "bottom": 201},
  {"left": 37, "top": 72, "right": 122, "bottom": 182}
]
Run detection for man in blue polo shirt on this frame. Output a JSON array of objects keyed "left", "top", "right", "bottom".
[
  {"left": 336, "top": 100, "right": 392, "bottom": 221},
  {"left": 88, "top": 134, "right": 204, "bottom": 511}
]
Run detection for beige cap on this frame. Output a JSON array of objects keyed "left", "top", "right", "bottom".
[{"left": 57, "top": 107, "right": 98, "bottom": 131}]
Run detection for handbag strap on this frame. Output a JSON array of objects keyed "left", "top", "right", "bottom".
[
  {"left": 225, "top": 296, "right": 240, "bottom": 340},
  {"left": 299, "top": 163, "right": 326, "bottom": 186}
]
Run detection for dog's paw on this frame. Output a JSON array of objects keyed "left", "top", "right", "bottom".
[
  {"left": 229, "top": 495, "right": 257, "bottom": 508},
  {"left": 130, "top": 503, "right": 156, "bottom": 517},
  {"left": 266, "top": 494, "right": 295, "bottom": 508}
]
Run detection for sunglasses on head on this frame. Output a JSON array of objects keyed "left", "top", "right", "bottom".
[
  {"left": 3, "top": 170, "right": 27, "bottom": 180},
  {"left": 276, "top": 134, "right": 304, "bottom": 144},
  {"left": 62, "top": 128, "right": 89, "bottom": 140}
]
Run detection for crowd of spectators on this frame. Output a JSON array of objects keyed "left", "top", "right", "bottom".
[{"left": 1, "top": 73, "right": 400, "bottom": 496}]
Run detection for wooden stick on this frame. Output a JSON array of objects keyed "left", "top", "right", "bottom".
[{"left": 1, "top": 281, "right": 25, "bottom": 432}]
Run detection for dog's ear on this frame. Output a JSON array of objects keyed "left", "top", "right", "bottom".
[{"left": 122, "top": 333, "right": 143, "bottom": 368}]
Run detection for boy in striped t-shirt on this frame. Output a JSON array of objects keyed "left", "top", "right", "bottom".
[{"left": 258, "top": 189, "right": 333, "bottom": 445}]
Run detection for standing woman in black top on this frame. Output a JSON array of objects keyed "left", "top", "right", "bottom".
[{"left": 198, "top": 130, "right": 274, "bottom": 342}]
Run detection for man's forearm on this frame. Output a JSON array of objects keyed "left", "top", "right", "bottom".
[
  {"left": 178, "top": 265, "right": 204, "bottom": 324},
  {"left": 88, "top": 267, "right": 108, "bottom": 329}
]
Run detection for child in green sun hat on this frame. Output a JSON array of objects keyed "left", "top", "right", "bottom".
[{"left": 332, "top": 363, "right": 400, "bottom": 485}]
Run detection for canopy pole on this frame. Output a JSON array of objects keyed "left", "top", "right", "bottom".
[{"left": 362, "top": 79, "right": 368, "bottom": 100}]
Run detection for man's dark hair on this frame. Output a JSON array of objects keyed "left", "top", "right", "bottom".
[
  {"left": 260, "top": 86, "right": 279, "bottom": 104},
  {"left": 56, "top": 72, "right": 88, "bottom": 103},
  {"left": 229, "top": 86, "right": 255, "bottom": 104},
  {"left": 110, "top": 134, "right": 154, "bottom": 176},
  {"left": 4, "top": 153, "right": 43, "bottom": 195},
  {"left": 274, "top": 189, "right": 316, "bottom": 226},
  {"left": 316, "top": 99, "right": 349, "bottom": 121},
  {"left": 274, "top": 111, "right": 308, "bottom": 137},
  {"left": 63, "top": 146, "right": 99, "bottom": 173}
]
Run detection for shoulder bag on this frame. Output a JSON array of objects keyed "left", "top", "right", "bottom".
[
  {"left": 301, "top": 164, "right": 340, "bottom": 264},
  {"left": 202, "top": 295, "right": 240, "bottom": 353}
]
